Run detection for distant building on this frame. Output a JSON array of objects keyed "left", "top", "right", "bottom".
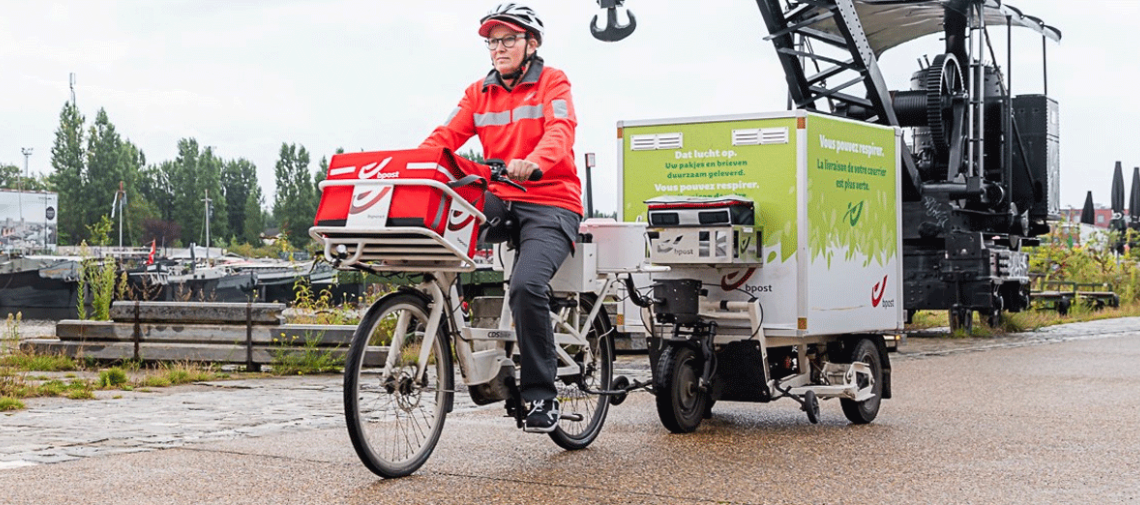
[{"left": 1058, "top": 205, "right": 1125, "bottom": 229}]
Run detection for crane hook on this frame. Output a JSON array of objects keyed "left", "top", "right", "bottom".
[{"left": 591, "top": 0, "right": 636, "bottom": 42}]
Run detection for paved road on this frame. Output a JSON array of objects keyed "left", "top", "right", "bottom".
[{"left": 2, "top": 318, "right": 1139, "bottom": 504}]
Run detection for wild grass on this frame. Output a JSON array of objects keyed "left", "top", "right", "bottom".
[
  {"left": 0, "top": 352, "right": 78, "bottom": 372},
  {"left": 269, "top": 332, "right": 343, "bottom": 375},
  {"left": 0, "top": 397, "right": 25, "bottom": 411},
  {"left": 909, "top": 299, "right": 1140, "bottom": 338},
  {"left": 0, "top": 357, "right": 229, "bottom": 411}
]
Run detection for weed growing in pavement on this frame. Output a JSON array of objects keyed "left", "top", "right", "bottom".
[
  {"left": 125, "top": 362, "right": 226, "bottom": 390},
  {"left": 148, "top": 362, "right": 224, "bottom": 386},
  {"left": 140, "top": 376, "right": 171, "bottom": 388},
  {"left": 66, "top": 388, "right": 95, "bottom": 400},
  {"left": 0, "top": 351, "right": 78, "bottom": 372},
  {"left": 2, "top": 313, "right": 20, "bottom": 353},
  {"left": 0, "top": 358, "right": 231, "bottom": 411},
  {"left": 37, "top": 380, "right": 65, "bottom": 396},
  {"left": 30, "top": 379, "right": 94, "bottom": 399},
  {"left": 0, "top": 369, "right": 28, "bottom": 400},
  {"left": 0, "top": 397, "right": 24, "bottom": 411},
  {"left": 269, "top": 331, "right": 343, "bottom": 375},
  {"left": 98, "top": 367, "right": 128, "bottom": 388}
]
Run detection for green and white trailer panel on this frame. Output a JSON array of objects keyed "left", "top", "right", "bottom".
[{"left": 618, "top": 110, "right": 904, "bottom": 337}]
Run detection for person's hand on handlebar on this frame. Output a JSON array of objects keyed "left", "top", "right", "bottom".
[{"left": 506, "top": 159, "right": 541, "bottom": 182}]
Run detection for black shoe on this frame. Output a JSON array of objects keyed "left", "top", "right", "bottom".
[{"left": 523, "top": 398, "right": 560, "bottom": 433}]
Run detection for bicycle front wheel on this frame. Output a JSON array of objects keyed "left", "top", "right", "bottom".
[
  {"left": 549, "top": 294, "right": 614, "bottom": 450},
  {"left": 344, "top": 292, "right": 453, "bottom": 478}
]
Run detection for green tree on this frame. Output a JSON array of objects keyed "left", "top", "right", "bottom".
[
  {"left": 48, "top": 102, "right": 87, "bottom": 245},
  {"left": 0, "top": 165, "right": 49, "bottom": 192},
  {"left": 272, "top": 143, "right": 313, "bottom": 249},
  {"left": 242, "top": 188, "right": 266, "bottom": 245},
  {"left": 85, "top": 108, "right": 145, "bottom": 247},
  {"left": 118, "top": 140, "right": 151, "bottom": 246},
  {"left": 168, "top": 139, "right": 203, "bottom": 247},
  {"left": 140, "top": 162, "right": 175, "bottom": 221},
  {"left": 198, "top": 147, "right": 229, "bottom": 247},
  {"left": 221, "top": 158, "right": 258, "bottom": 244},
  {"left": 163, "top": 139, "right": 228, "bottom": 248},
  {"left": 0, "top": 163, "right": 19, "bottom": 189}
]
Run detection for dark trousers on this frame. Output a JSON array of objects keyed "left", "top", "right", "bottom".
[{"left": 506, "top": 201, "right": 580, "bottom": 403}]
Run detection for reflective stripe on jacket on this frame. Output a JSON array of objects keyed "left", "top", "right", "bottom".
[{"left": 420, "top": 58, "right": 583, "bottom": 216}]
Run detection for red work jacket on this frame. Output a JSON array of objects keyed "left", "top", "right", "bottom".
[{"left": 420, "top": 58, "right": 583, "bottom": 216}]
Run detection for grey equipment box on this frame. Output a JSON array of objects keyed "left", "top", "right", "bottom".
[{"left": 645, "top": 196, "right": 762, "bottom": 266}]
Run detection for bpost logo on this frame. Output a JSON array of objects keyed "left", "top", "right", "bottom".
[
  {"left": 447, "top": 209, "right": 476, "bottom": 231},
  {"left": 656, "top": 235, "right": 688, "bottom": 254},
  {"left": 719, "top": 268, "right": 772, "bottom": 294},
  {"left": 348, "top": 186, "right": 392, "bottom": 215},
  {"left": 329, "top": 156, "right": 396, "bottom": 178},
  {"left": 843, "top": 200, "right": 864, "bottom": 227},
  {"left": 720, "top": 268, "right": 756, "bottom": 291},
  {"left": 871, "top": 274, "right": 893, "bottom": 308}
]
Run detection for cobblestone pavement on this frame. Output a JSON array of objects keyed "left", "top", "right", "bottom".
[{"left": 2, "top": 317, "right": 1139, "bottom": 470}]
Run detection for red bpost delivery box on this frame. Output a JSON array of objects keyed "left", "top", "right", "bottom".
[{"left": 313, "top": 148, "right": 489, "bottom": 256}]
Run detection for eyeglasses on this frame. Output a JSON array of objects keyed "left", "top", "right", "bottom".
[{"left": 485, "top": 34, "right": 527, "bottom": 49}]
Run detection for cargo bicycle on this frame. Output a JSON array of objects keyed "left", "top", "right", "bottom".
[{"left": 310, "top": 150, "right": 644, "bottom": 478}]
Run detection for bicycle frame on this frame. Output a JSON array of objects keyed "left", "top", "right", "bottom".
[{"left": 385, "top": 268, "right": 626, "bottom": 391}]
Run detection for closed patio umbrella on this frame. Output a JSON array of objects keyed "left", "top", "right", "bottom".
[{"left": 1080, "top": 191, "right": 1095, "bottom": 225}]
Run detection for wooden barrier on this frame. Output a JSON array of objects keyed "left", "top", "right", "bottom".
[{"left": 20, "top": 301, "right": 381, "bottom": 371}]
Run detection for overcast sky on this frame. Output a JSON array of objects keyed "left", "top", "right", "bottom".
[{"left": 2, "top": 1, "right": 1137, "bottom": 220}]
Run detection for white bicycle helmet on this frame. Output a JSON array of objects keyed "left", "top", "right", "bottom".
[{"left": 479, "top": 3, "right": 545, "bottom": 44}]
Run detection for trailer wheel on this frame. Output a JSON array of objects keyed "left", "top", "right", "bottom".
[
  {"left": 840, "top": 338, "right": 883, "bottom": 425},
  {"left": 654, "top": 344, "right": 708, "bottom": 433}
]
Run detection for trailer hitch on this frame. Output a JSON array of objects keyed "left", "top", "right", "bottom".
[
  {"left": 584, "top": 375, "right": 653, "bottom": 406},
  {"left": 591, "top": 0, "right": 637, "bottom": 42}
]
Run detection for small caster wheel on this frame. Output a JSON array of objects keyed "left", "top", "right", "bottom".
[
  {"left": 610, "top": 376, "right": 630, "bottom": 406},
  {"left": 803, "top": 390, "right": 820, "bottom": 425}
]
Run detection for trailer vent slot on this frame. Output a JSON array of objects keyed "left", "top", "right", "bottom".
[
  {"left": 698, "top": 210, "right": 730, "bottom": 225},
  {"left": 732, "top": 127, "right": 789, "bottom": 146},
  {"left": 649, "top": 212, "right": 680, "bottom": 226},
  {"left": 631, "top": 132, "right": 684, "bottom": 151}
]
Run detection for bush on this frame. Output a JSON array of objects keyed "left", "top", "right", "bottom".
[{"left": 1029, "top": 228, "right": 1140, "bottom": 304}]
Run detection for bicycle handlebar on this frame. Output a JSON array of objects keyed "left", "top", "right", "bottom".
[{"left": 484, "top": 159, "right": 543, "bottom": 192}]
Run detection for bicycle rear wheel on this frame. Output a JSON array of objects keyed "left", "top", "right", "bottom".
[
  {"left": 548, "top": 294, "right": 614, "bottom": 450},
  {"left": 344, "top": 292, "right": 453, "bottom": 478}
]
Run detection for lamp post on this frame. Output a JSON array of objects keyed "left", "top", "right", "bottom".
[
  {"left": 19, "top": 148, "right": 32, "bottom": 227},
  {"left": 584, "top": 152, "right": 596, "bottom": 218},
  {"left": 202, "top": 189, "right": 212, "bottom": 262}
]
